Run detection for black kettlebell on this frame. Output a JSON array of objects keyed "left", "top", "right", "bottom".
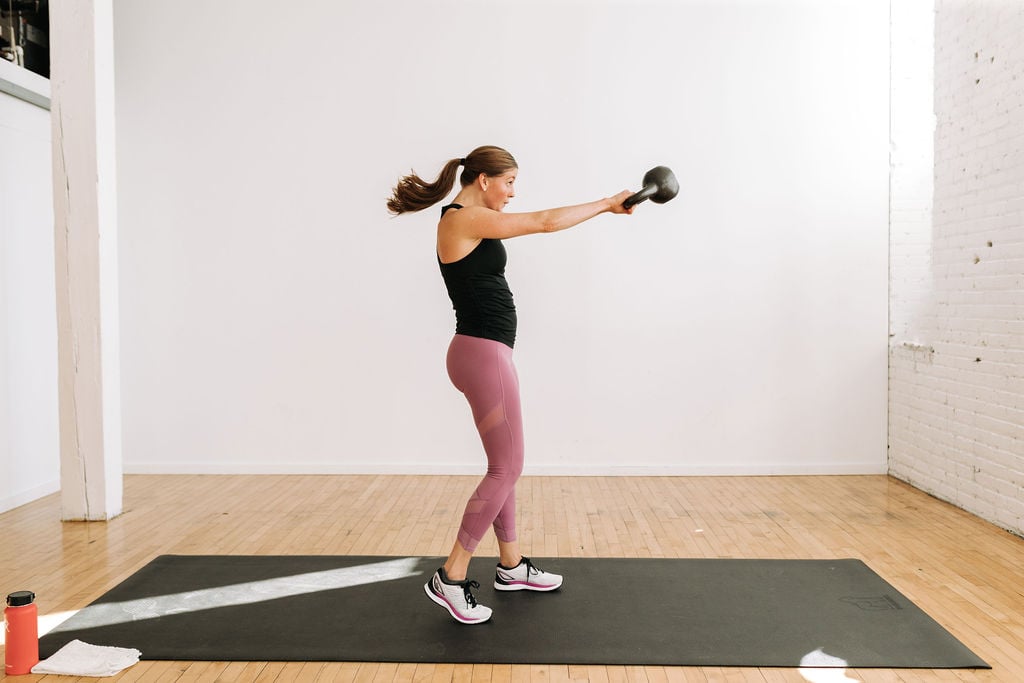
[{"left": 623, "top": 166, "right": 679, "bottom": 209}]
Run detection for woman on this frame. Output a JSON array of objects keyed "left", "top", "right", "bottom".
[{"left": 387, "top": 145, "right": 634, "bottom": 624}]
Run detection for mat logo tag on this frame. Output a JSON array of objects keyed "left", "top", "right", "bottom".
[{"left": 840, "top": 595, "right": 901, "bottom": 611}]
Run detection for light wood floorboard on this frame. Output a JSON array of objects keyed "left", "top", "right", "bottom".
[{"left": 1, "top": 474, "right": 1022, "bottom": 682}]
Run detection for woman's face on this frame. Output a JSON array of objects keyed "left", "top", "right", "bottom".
[{"left": 483, "top": 169, "right": 517, "bottom": 211}]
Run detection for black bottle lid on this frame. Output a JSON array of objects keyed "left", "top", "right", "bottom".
[{"left": 6, "top": 591, "right": 35, "bottom": 607}]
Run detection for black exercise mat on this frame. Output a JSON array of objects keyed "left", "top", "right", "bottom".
[{"left": 39, "top": 555, "right": 989, "bottom": 668}]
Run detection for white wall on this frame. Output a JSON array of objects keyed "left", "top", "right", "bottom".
[
  {"left": 114, "top": 0, "right": 890, "bottom": 475},
  {"left": 889, "top": 0, "right": 1024, "bottom": 536},
  {"left": 0, "top": 61, "right": 59, "bottom": 513}
]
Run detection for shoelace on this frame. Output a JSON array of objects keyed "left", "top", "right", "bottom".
[
  {"left": 461, "top": 579, "right": 481, "bottom": 607},
  {"left": 521, "top": 557, "right": 539, "bottom": 576}
]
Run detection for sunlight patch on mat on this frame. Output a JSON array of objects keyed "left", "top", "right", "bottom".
[
  {"left": 799, "top": 648, "right": 857, "bottom": 681},
  {"left": 47, "top": 557, "right": 422, "bottom": 633}
]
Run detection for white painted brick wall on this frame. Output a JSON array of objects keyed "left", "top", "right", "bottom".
[{"left": 889, "top": 0, "right": 1024, "bottom": 537}]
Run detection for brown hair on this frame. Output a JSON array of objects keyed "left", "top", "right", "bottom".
[{"left": 387, "top": 145, "right": 518, "bottom": 215}]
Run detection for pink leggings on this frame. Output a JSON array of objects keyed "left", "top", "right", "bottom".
[{"left": 446, "top": 334, "right": 523, "bottom": 553}]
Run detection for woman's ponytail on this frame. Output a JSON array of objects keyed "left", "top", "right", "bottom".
[{"left": 387, "top": 158, "right": 463, "bottom": 215}]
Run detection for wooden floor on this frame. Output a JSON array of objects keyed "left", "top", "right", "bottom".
[{"left": 2, "top": 474, "right": 1023, "bottom": 682}]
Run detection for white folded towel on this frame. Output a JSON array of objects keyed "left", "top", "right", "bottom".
[{"left": 31, "top": 639, "right": 141, "bottom": 677}]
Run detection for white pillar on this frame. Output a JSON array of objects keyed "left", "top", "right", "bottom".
[{"left": 50, "top": 0, "right": 123, "bottom": 520}]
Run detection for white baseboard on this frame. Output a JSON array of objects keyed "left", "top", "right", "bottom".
[
  {"left": 0, "top": 479, "right": 60, "bottom": 514},
  {"left": 123, "top": 462, "right": 887, "bottom": 476}
]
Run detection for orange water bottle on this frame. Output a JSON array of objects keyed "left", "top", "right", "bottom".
[{"left": 4, "top": 591, "right": 39, "bottom": 675}]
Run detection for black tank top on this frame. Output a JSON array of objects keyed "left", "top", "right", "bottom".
[{"left": 438, "top": 204, "right": 517, "bottom": 348}]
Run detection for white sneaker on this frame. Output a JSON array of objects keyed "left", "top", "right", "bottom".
[
  {"left": 424, "top": 568, "right": 493, "bottom": 624},
  {"left": 494, "top": 557, "right": 563, "bottom": 592}
]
